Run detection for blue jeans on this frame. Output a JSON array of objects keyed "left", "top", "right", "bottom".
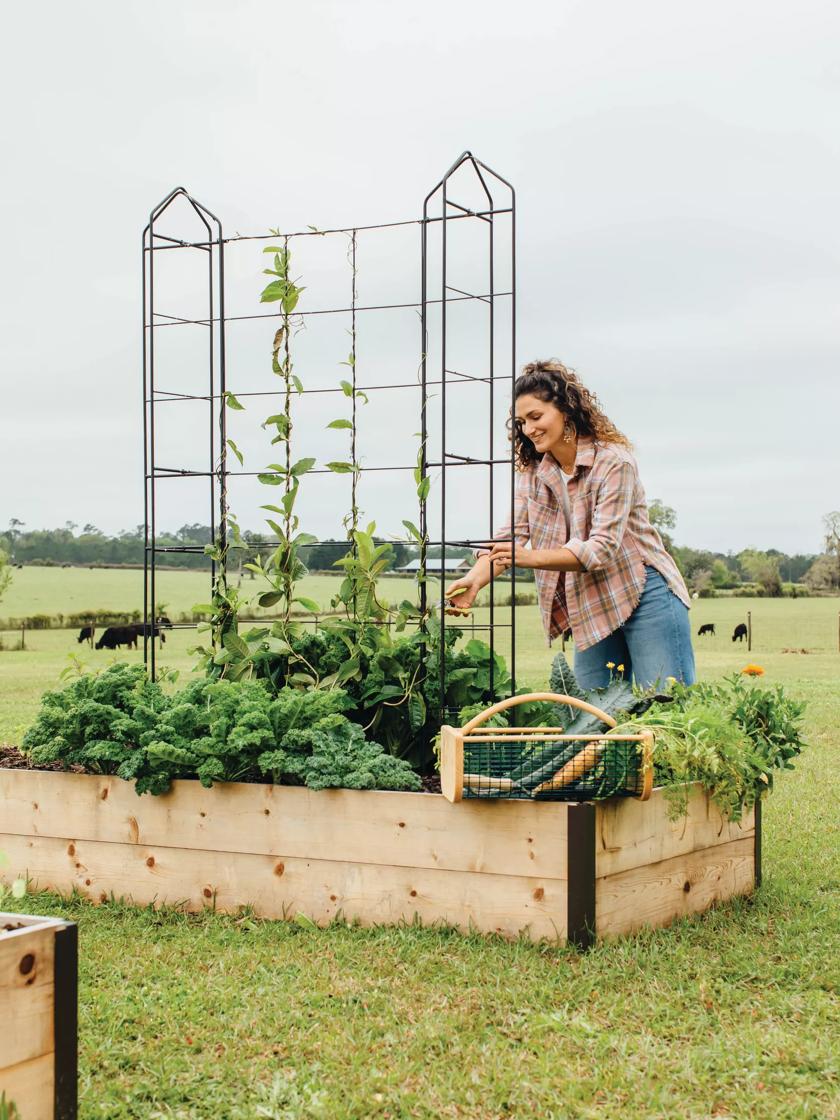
[{"left": 573, "top": 566, "right": 696, "bottom": 690}]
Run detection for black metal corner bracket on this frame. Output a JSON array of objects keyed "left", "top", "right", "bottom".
[
  {"left": 566, "top": 802, "right": 596, "bottom": 950},
  {"left": 53, "top": 920, "right": 78, "bottom": 1119}
]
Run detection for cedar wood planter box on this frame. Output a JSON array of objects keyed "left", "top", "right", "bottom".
[
  {"left": 0, "top": 910, "right": 78, "bottom": 1120},
  {"left": 0, "top": 768, "right": 759, "bottom": 947}
]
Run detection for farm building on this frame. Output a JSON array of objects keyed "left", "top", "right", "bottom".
[{"left": 396, "top": 557, "right": 472, "bottom": 573}]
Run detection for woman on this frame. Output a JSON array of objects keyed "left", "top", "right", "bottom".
[{"left": 444, "top": 360, "right": 695, "bottom": 689}]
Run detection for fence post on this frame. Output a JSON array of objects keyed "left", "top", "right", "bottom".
[
  {"left": 747, "top": 610, "right": 752, "bottom": 653},
  {"left": 20, "top": 622, "right": 26, "bottom": 650}
]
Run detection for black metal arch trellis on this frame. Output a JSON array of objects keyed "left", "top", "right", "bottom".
[{"left": 142, "top": 152, "right": 517, "bottom": 720}]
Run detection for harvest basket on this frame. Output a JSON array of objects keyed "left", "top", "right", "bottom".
[{"left": 440, "top": 692, "right": 654, "bottom": 804}]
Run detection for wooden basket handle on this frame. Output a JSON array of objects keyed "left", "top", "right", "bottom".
[{"left": 462, "top": 692, "right": 617, "bottom": 735}]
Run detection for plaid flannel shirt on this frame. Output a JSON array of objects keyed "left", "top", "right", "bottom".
[{"left": 480, "top": 437, "right": 691, "bottom": 651}]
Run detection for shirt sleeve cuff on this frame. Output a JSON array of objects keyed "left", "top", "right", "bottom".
[{"left": 564, "top": 537, "right": 600, "bottom": 570}]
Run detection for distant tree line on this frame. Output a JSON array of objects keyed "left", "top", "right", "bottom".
[
  {"left": 648, "top": 503, "right": 840, "bottom": 596},
  {"left": 0, "top": 521, "right": 418, "bottom": 574},
  {"left": 3, "top": 508, "right": 839, "bottom": 597}
]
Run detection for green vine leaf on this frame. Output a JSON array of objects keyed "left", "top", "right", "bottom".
[
  {"left": 293, "top": 597, "right": 320, "bottom": 612},
  {"left": 226, "top": 439, "right": 244, "bottom": 466},
  {"left": 326, "top": 462, "right": 355, "bottom": 474},
  {"left": 282, "top": 287, "right": 303, "bottom": 314},
  {"left": 263, "top": 414, "right": 291, "bottom": 437},
  {"left": 224, "top": 391, "right": 245, "bottom": 411},
  {"left": 258, "top": 591, "right": 284, "bottom": 608},
  {"left": 290, "top": 457, "right": 316, "bottom": 477},
  {"left": 260, "top": 280, "right": 288, "bottom": 303},
  {"left": 258, "top": 473, "right": 284, "bottom": 486},
  {"left": 336, "top": 657, "right": 361, "bottom": 683},
  {"left": 222, "top": 631, "right": 250, "bottom": 658},
  {"left": 327, "top": 419, "right": 353, "bottom": 430},
  {"left": 408, "top": 693, "right": 427, "bottom": 733}
]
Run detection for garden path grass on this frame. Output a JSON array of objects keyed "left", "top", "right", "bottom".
[{"left": 6, "top": 647, "right": 839, "bottom": 1118}]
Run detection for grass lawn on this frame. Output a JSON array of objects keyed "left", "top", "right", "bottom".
[
  {"left": 3, "top": 581, "right": 839, "bottom": 1117},
  {"left": 8, "top": 662, "right": 839, "bottom": 1119}
]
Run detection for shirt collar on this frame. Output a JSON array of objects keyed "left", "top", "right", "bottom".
[{"left": 536, "top": 436, "right": 595, "bottom": 482}]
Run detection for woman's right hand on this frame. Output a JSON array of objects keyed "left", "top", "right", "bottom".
[{"left": 443, "top": 574, "right": 479, "bottom": 613}]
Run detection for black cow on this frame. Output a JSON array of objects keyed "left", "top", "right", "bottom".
[
  {"left": 697, "top": 623, "right": 715, "bottom": 637},
  {"left": 132, "top": 622, "right": 166, "bottom": 645},
  {"left": 732, "top": 623, "right": 748, "bottom": 643},
  {"left": 156, "top": 615, "right": 174, "bottom": 630},
  {"left": 95, "top": 626, "right": 138, "bottom": 650},
  {"left": 77, "top": 626, "right": 95, "bottom": 646}
]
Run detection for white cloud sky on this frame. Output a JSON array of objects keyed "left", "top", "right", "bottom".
[{"left": 2, "top": 0, "right": 838, "bottom": 554}]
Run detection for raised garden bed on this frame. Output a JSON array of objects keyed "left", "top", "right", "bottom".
[
  {"left": 0, "top": 909, "right": 77, "bottom": 1120},
  {"left": 0, "top": 768, "right": 759, "bottom": 946}
]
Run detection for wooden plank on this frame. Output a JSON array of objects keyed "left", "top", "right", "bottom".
[
  {"left": 595, "top": 784, "right": 755, "bottom": 878},
  {"left": 0, "top": 1051, "right": 55, "bottom": 1120},
  {"left": 0, "top": 768, "right": 568, "bottom": 880},
  {"left": 1, "top": 982, "right": 54, "bottom": 1069},
  {"left": 0, "top": 922, "right": 56, "bottom": 1069},
  {"left": 0, "top": 833, "right": 569, "bottom": 943},
  {"left": 439, "top": 726, "right": 463, "bottom": 803},
  {"left": 595, "top": 835, "right": 755, "bottom": 938}
]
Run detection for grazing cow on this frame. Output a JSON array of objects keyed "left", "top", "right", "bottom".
[
  {"left": 732, "top": 623, "right": 748, "bottom": 643},
  {"left": 95, "top": 625, "right": 138, "bottom": 651},
  {"left": 156, "top": 615, "right": 174, "bottom": 630},
  {"left": 697, "top": 623, "right": 715, "bottom": 637},
  {"left": 131, "top": 622, "right": 166, "bottom": 645},
  {"left": 77, "top": 625, "right": 96, "bottom": 645}
]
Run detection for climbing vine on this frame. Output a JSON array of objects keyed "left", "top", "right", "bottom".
[{"left": 247, "top": 238, "right": 318, "bottom": 627}]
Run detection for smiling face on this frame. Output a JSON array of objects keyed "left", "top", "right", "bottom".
[{"left": 514, "top": 392, "right": 567, "bottom": 454}]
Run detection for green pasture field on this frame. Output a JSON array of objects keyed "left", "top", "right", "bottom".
[
  {"left": 0, "top": 565, "right": 439, "bottom": 622},
  {"left": 2, "top": 576, "right": 839, "bottom": 1116},
  {"left": 1, "top": 573, "right": 839, "bottom": 742}
]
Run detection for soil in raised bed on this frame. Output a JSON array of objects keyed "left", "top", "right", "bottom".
[
  {"left": 0, "top": 742, "right": 442, "bottom": 792},
  {"left": 0, "top": 743, "right": 85, "bottom": 773}
]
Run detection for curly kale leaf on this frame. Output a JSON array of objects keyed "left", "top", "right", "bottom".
[
  {"left": 290, "top": 719, "right": 421, "bottom": 792},
  {"left": 21, "top": 663, "right": 166, "bottom": 773},
  {"left": 267, "top": 687, "right": 352, "bottom": 740}
]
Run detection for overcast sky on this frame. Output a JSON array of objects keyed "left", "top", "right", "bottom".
[{"left": 2, "top": 0, "right": 838, "bottom": 555}]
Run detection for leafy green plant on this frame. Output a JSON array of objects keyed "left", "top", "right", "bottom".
[
  {"left": 20, "top": 665, "right": 419, "bottom": 796},
  {"left": 0, "top": 1091, "right": 21, "bottom": 1120},
  {"left": 611, "top": 673, "right": 806, "bottom": 819},
  {"left": 0, "top": 850, "right": 26, "bottom": 907}
]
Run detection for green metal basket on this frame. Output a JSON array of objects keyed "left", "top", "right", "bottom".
[{"left": 440, "top": 692, "right": 654, "bottom": 803}]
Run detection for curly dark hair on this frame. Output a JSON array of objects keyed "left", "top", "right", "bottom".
[{"left": 510, "top": 360, "right": 631, "bottom": 469}]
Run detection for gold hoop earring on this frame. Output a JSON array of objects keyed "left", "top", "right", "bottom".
[{"left": 563, "top": 422, "right": 575, "bottom": 443}]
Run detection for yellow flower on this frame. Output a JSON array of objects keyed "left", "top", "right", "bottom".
[
  {"left": 616, "top": 664, "right": 625, "bottom": 673},
  {"left": 666, "top": 676, "right": 677, "bottom": 685},
  {"left": 606, "top": 661, "right": 616, "bottom": 669},
  {"left": 741, "top": 664, "right": 765, "bottom": 677}
]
